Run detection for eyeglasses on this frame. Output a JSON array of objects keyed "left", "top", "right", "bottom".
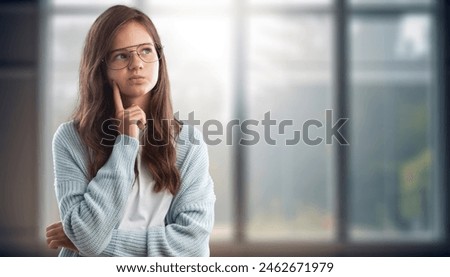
[{"left": 105, "top": 43, "right": 160, "bottom": 70}]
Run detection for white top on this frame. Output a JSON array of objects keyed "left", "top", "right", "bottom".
[{"left": 118, "top": 146, "right": 173, "bottom": 231}]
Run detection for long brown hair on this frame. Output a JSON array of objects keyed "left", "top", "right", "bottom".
[{"left": 73, "top": 5, "right": 181, "bottom": 194}]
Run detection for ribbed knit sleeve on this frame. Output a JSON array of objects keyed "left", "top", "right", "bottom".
[
  {"left": 52, "top": 122, "right": 139, "bottom": 256},
  {"left": 100, "top": 125, "right": 216, "bottom": 256}
]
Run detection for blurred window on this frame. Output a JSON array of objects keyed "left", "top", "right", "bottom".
[{"left": 41, "top": 0, "right": 443, "bottom": 252}]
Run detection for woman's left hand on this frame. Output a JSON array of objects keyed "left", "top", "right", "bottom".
[{"left": 46, "top": 221, "right": 79, "bottom": 253}]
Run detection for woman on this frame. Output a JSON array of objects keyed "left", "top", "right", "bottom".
[{"left": 45, "top": 5, "right": 215, "bottom": 257}]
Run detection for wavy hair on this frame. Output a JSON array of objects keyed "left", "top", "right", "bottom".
[{"left": 73, "top": 5, "right": 181, "bottom": 194}]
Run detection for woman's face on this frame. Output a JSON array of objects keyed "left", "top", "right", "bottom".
[{"left": 106, "top": 21, "right": 159, "bottom": 102}]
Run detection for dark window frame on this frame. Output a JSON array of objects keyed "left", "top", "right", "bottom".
[{"left": 45, "top": 0, "right": 449, "bottom": 256}]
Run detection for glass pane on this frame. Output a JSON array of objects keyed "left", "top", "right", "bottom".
[
  {"left": 351, "top": 0, "right": 433, "bottom": 5},
  {"left": 349, "top": 15, "right": 440, "bottom": 241},
  {"left": 149, "top": 0, "right": 230, "bottom": 6},
  {"left": 47, "top": 15, "right": 96, "bottom": 223},
  {"left": 250, "top": 0, "right": 331, "bottom": 5},
  {"left": 247, "top": 14, "right": 334, "bottom": 241},
  {"left": 50, "top": 15, "right": 96, "bottom": 131},
  {"left": 150, "top": 14, "right": 234, "bottom": 241},
  {"left": 51, "top": 0, "right": 133, "bottom": 6}
]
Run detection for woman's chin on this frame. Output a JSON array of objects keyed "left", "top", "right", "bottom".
[{"left": 123, "top": 88, "right": 151, "bottom": 98}]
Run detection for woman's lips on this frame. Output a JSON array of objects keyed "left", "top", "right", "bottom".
[
  {"left": 129, "top": 75, "right": 145, "bottom": 80},
  {"left": 128, "top": 76, "right": 146, "bottom": 84}
]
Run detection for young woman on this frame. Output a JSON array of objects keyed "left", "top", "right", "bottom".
[{"left": 45, "top": 5, "right": 215, "bottom": 257}]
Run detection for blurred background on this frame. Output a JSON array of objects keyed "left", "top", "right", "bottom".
[{"left": 0, "top": 0, "right": 449, "bottom": 256}]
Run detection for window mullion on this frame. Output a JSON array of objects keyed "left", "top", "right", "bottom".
[
  {"left": 334, "top": 0, "right": 350, "bottom": 244},
  {"left": 233, "top": 0, "right": 248, "bottom": 243}
]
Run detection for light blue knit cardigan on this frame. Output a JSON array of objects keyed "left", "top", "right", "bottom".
[{"left": 52, "top": 121, "right": 215, "bottom": 257}]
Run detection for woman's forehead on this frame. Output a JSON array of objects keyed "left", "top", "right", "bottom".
[{"left": 111, "top": 21, "right": 154, "bottom": 49}]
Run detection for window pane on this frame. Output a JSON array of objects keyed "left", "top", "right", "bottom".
[
  {"left": 148, "top": 0, "right": 230, "bottom": 7},
  {"left": 51, "top": 0, "right": 133, "bottom": 7},
  {"left": 149, "top": 14, "right": 234, "bottom": 241},
  {"left": 349, "top": 15, "right": 440, "bottom": 241},
  {"left": 247, "top": 14, "right": 334, "bottom": 241},
  {"left": 46, "top": 15, "right": 95, "bottom": 223},
  {"left": 49, "top": 15, "right": 95, "bottom": 130},
  {"left": 351, "top": 0, "right": 433, "bottom": 5},
  {"left": 249, "top": 0, "right": 331, "bottom": 6}
]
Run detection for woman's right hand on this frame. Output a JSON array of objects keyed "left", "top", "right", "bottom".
[
  {"left": 46, "top": 222, "right": 79, "bottom": 253},
  {"left": 113, "top": 81, "right": 146, "bottom": 139}
]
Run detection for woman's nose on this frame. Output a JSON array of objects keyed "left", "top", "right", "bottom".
[{"left": 128, "top": 51, "right": 143, "bottom": 70}]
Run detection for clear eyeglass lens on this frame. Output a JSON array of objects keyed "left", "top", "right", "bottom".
[{"left": 107, "top": 44, "right": 159, "bottom": 69}]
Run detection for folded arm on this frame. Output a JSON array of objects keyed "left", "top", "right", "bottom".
[{"left": 53, "top": 125, "right": 139, "bottom": 256}]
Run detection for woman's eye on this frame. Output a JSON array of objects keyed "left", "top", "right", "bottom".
[
  {"left": 114, "top": 53, "right": 128, "bottom": 60},
  {"left": 140, "top": 48, "right": 152, "bottom": 55}
]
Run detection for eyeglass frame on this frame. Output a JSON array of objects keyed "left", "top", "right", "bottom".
[{"left": 103, "top": 42, "right": 162, "bottom": 70}]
